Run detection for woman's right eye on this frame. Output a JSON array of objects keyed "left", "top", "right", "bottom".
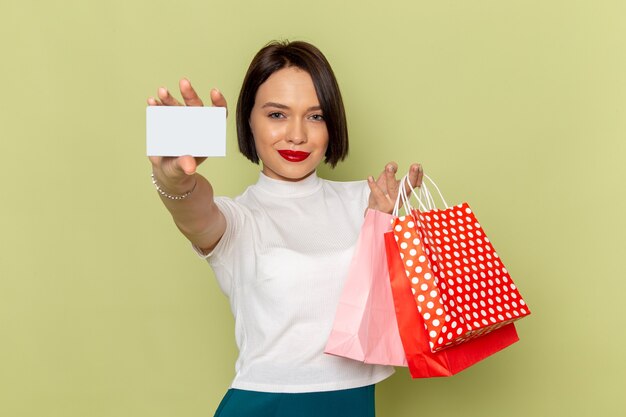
[{"left": 268, "top": 112, "right": 285, "bottom": 119}]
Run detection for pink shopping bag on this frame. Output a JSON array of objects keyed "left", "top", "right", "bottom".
[{"left": 325, "top": 209, "right": 407, "bottom": 366}]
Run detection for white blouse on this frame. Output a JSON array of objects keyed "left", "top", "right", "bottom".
[{"left": 197, "top": 171, "right": 394, "bottom": 393}]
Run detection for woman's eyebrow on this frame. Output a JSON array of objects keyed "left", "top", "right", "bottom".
[
  {"left": 261, "top": 102, "right": 289, "bottom": 109},
  {"left": 261, "top": 102, "right": 322, "bottom": 112}
]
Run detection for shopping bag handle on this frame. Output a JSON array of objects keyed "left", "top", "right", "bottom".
[
  {"left": 393, "top": 173, "right": 449, "bottom": 217},
  {"left": 407, "top": 174, "right": 449, "bottom": 211},
  {"left": 393, "top": 174, "right": 421, "bottom": 217}
]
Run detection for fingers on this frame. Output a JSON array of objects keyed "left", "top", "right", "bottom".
[
  {"left": 150, "top": 155, "right": 197, "bottom": 180},
  {"left": 374, "top": 170, "right": 388, "bottom": 195},
  {"left": 157, "top": 87, "right": 183, "bottom": 106},
  {"left": 367, "top": 164, "right": 396, "bottom": 214},
  {"left": 210, "top": 88, "right": 229, "bottom": 117},
  {"left": 406, "top": 163, "right": 424, "bottom": 191},
  {"left": 416, "top": 164, "right": 424, "bottom": 187},
  {"left": 210, "top": 88, "right": 228, "bottom": 108},
  {"left": 176, "top": 155, "right": 198, "bottom": 175},
  {"left": 367, "top": 176, "right": 392, "bottom": 211},
  {"left": 178, "top": 78, "right": 228, "bottom": 110},
  {"left": 149, "top": 80, "right": 228, "bottom": 112},
  {"left": 367, "top": 162, "right": 425, "bottom": 214},
  {"left": 384, "top": 162, "right": 399, "bottom": 199},
  {"left": 179, "top": 78, "right": 204, "bottom": 107},
  {"left": 148, "top": 155, "right": 163, "bottom": 166}
]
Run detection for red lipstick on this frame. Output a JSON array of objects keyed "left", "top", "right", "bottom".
[{"left": 278, "top": 150, "right": 311, "bottom": 162}]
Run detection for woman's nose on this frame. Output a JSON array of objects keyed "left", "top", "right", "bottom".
[{"left": 286, "top": 119, "right": 307, "bottom": 144}]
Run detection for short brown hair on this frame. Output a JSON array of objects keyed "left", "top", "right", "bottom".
[{"left": 236, "top": 40, "right": 349, "bottom": 167}]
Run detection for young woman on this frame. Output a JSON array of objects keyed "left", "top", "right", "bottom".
[{"left": 147, "top": 40, "right": 422, "bottom": 417}]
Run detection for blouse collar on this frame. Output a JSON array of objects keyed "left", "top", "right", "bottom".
[{"left": 255, "top": 171, "right": 322, "bottom": 197}]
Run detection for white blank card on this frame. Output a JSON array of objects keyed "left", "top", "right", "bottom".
[{"left": 146, "top": 106, "right": 226, "bottom": 157}]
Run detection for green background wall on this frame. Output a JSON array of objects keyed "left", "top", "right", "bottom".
[{"left": 1, "top": 0, "right": 624, "bottom": 416}]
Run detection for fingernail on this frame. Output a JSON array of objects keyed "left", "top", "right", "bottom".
[
  {"left": 368, "top": 176, "right": 374, "bottom": 183},
  {"left": 158, "top": 87, "right": 167, "bottom": 96}
]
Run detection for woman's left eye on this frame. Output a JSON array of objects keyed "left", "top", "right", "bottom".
[{"left": 309, "top": 114, "right": 324, "bottom": 121}]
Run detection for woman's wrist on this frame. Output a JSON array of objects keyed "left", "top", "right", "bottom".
[{"left": 151, "top": 172, "right": 198, "bottom": 200}]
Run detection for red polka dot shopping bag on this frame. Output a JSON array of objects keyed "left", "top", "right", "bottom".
[
  {"left": 398, "top": 175, "right": 530, "bottom": 351},
  {"left": 385, "top": 231, "right": 519, "bottom": 377},
  {"left": 385, "top": 174, "right": 528, "bottom": 377}
]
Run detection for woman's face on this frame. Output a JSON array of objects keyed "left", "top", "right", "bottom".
[{"left": 249, "top": 66, "right": 329, "bottom": 182}]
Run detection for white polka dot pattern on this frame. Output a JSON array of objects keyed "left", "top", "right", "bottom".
[{"left": 392, "top": 203, "right": 530, "bottom": 352}]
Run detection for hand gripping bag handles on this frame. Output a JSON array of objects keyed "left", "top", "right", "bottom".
[
  {"left": 385, "top": 174, "right": 527, "bottom": 377},
  {"left": 324, "top": 209, "right": 407, "bottom": 366}
]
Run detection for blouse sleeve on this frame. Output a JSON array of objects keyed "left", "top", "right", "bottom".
[{"left": 191, "top": 196, "right": 247, "bottom": 296}]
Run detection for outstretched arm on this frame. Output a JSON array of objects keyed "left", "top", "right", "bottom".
[{"left": 147, "top": 78, "right": 228, "bottom": 253}]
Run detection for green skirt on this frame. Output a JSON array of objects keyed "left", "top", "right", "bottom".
[{"left": 213, "top": 385, "right": 375, "bottom": 417}]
